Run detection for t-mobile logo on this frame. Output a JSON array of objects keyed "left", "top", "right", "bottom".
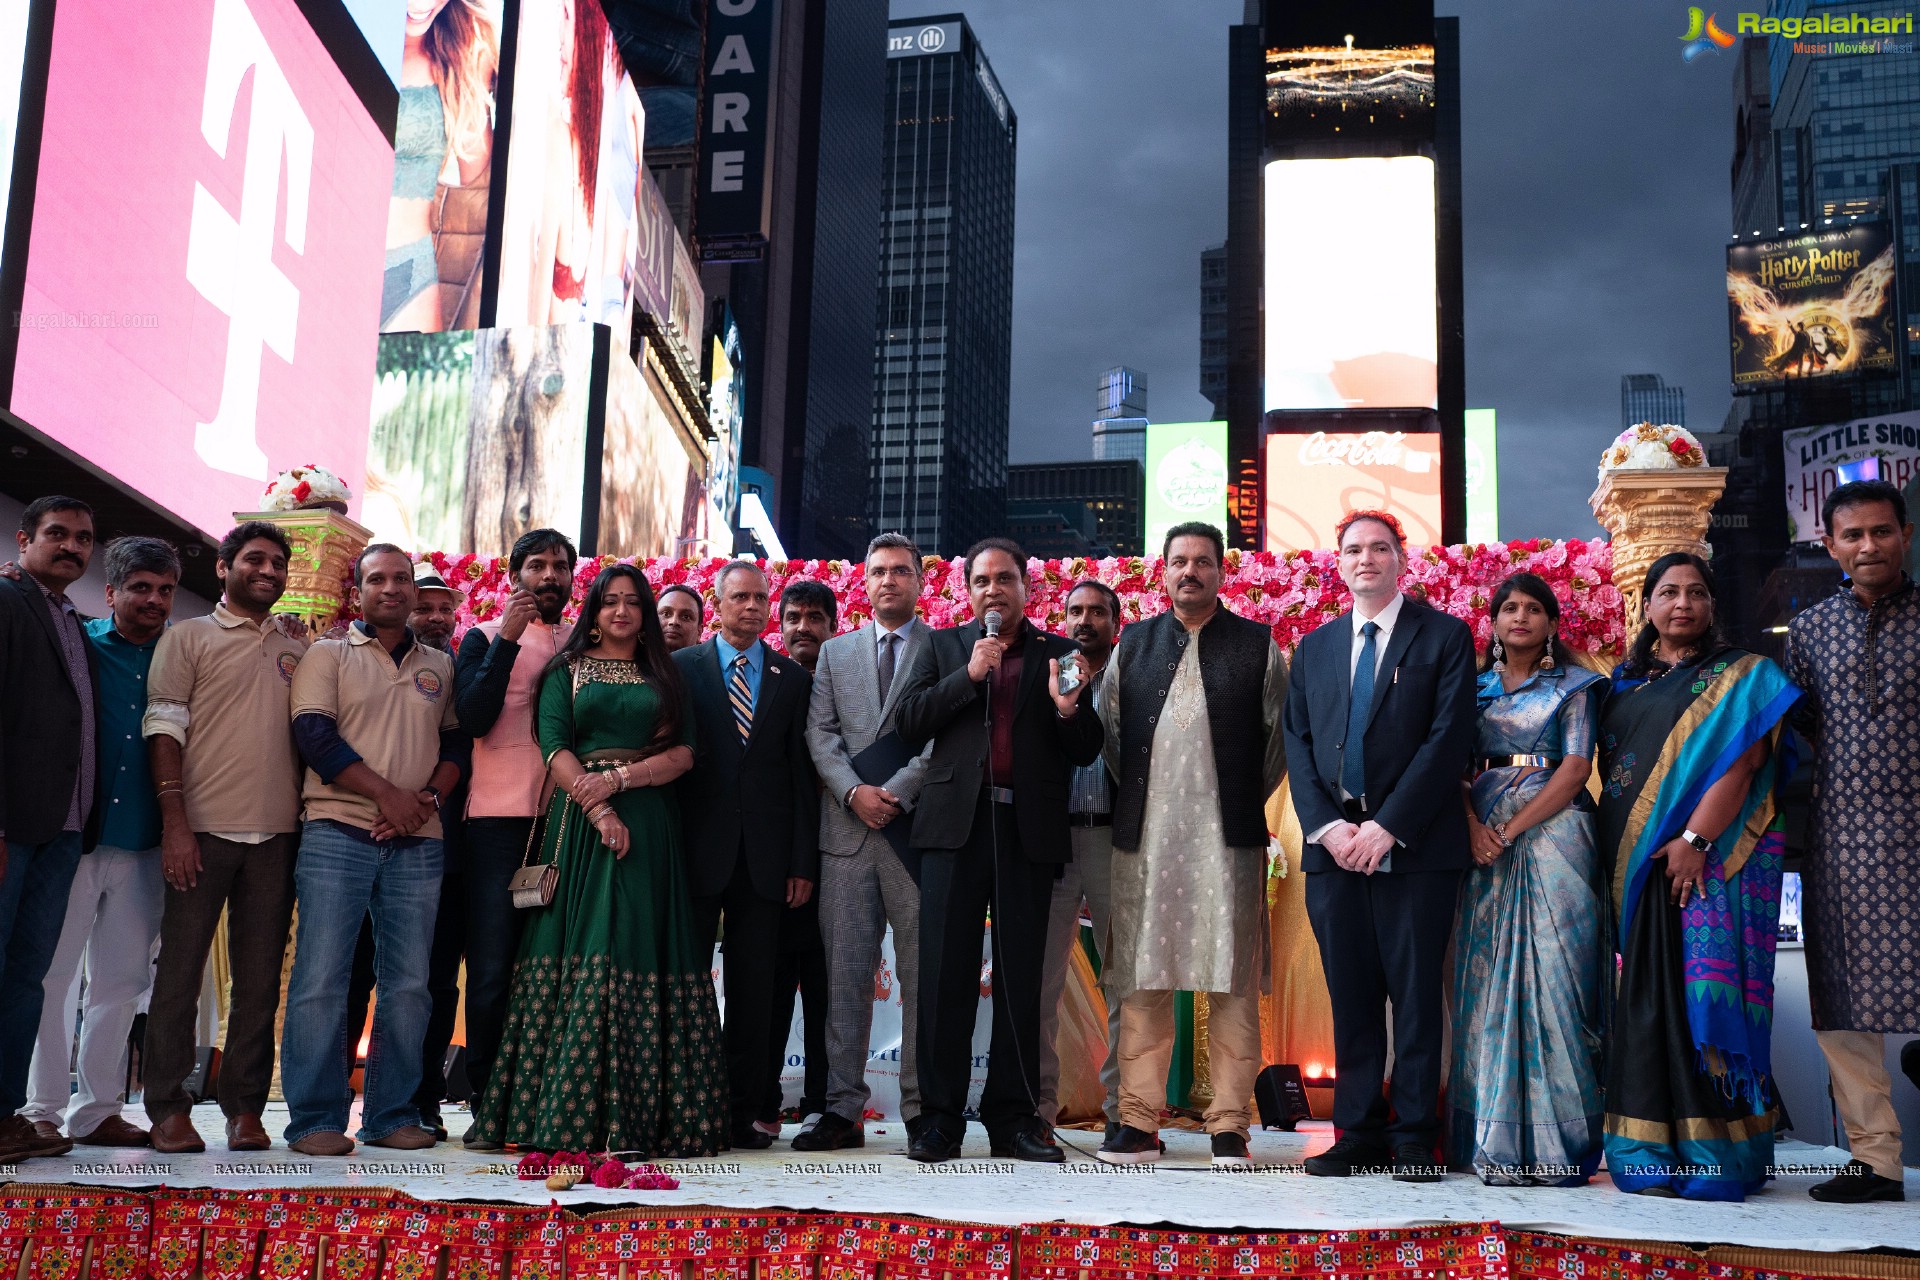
[{"left": 184, "top": 0, "right": 314, "bottom": 480}]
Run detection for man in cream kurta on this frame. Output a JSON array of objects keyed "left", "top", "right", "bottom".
[{"left": 1097, "top": 523, "right": 1288, "bottom": 1167}]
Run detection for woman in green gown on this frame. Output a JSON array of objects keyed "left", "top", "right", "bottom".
[{"left": 468, "top": 564, "right": 727, "bottom": 1156}]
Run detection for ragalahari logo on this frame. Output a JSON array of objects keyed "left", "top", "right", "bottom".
[
  {"left": 1680, "top": 7, "right": 1737, "bottom": 60},
  {"left": 185, "top": 0, "right": 315, "bottom": 481}
]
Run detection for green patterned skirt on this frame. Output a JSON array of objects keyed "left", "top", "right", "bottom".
[{"left": 468, "top": 784, "right": 727, "bottom": 1156}]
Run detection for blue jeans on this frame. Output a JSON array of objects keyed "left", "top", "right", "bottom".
[
  {"left": 0, "top": 832, "right": 86, "bottom": 1113},
  {"left": 282, "top": 821, "right": 443, "bottom": 1143},
  {"left": 0, "top": 836, "right": 86, "bottom": 1113}
]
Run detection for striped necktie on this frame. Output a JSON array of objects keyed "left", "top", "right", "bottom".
[{"left": 729, "top": 654, "right": 754, "bottom": 744}]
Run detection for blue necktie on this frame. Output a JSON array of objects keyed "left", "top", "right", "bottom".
[{"left": 1342, "top": 621, "right": 1379, "bottom": 800}]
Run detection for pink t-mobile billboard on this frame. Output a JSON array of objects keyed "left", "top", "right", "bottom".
[{"left": 11, "top": 0, "right": 390, "bottom": 538}]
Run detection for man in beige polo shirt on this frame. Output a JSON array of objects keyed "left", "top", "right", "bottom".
[
  {"left": 143, "top": 521, "right": 308, "bottom": 1155},
  {"left": 280, "top": 545, "right": 466, "bottom": 1157}
]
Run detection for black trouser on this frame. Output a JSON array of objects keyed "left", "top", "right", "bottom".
[
  {"left": 1304, "top": 864, "right": 1464, "bottom": 1151},
  {"left": 692, "top": 851, "right": 785, "bottom": 1131},
  {"left": 915, "top": 798, "right": 1056, "bottom": 1143},
  {"left": 460, "top": 817, "right": 533, "bottom": 1100},
  {"left": 761, "top": 895, "right": 829, "bottom": 1122}
]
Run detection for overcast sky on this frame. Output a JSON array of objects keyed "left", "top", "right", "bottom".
[{"left": 890, "top": 0, "right": 1737, "bottom": 540}]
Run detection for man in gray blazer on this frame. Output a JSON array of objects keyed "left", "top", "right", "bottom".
[{"left": 797, "top": 532, "right": 933, "bottom": 1151}]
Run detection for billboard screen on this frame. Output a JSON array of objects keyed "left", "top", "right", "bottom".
[
  {"left": 10, "top": 0, "right": 391, "bottom": 540},
  {"left": 1264, "top": 429, "right": 1443, "bottom": 553},
  {"left": 1727, "top": 224, "right": 1896, "bottom": 389},
  {"left": 496, "top": 0, "right": 646, "bottom": 330},
  {"left": 380, "top": 0, "right": 501, "bottom": 333},
  {"left": 598, "top": 340, "right": 708, "bottom": 558},
  {"left": 365, "top": 323, "right": 593, "bottom": 556},
  {"left": 1, "top": 0, "right": 26, "bottom": 242},
  {"left": 1464, "top": 408, "right": 1498, "bottom": 543},
  {"left": 1264, "top": 157, "right": 1436, "bottom": 412},
  {"left": 1265, "top": 0, "right": 1433, "bottom": 142},
  {"left": 1781, "top": 411, "right": 1920, "bottom": 543},
  {"left": 1145, "top": 421, "right": 1228, "bottom": 556}
]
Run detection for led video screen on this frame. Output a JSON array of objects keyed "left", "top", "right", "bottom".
[
  {"left": 495, "top": 0, "right": 647, "bottom": 331},
  {"left": 9, "top": 0, "right": 391, "bottom": 540},
  {"left": 1727, "top": 224, "right": 1897, "bottom": 390},
  {"left": 1264, "top": 429, "right": 1443, "bottom": 553},
  {"left": 1264, "top": 156, "right": 1436, "bottom": 412},
  {"left": 1265, "top": 0, "right": 1433, "bottom": 141},
  {"left": 0, "top": 0, "right": 27, "bottom": 240}
]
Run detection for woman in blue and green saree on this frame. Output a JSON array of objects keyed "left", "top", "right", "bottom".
[
  {"left": 1596, "top": 553, "right": 1799, "bottom": 1201},
  {"left": 1451, "top": 573, "right": 1611, "bottom": 1186}
]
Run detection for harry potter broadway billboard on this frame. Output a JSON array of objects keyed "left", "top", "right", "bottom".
[{"left": 1727, "top": 224, "right": 1897, "bottom": 390}]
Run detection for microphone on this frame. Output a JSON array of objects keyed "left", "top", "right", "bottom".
[{"left": 984, "top": 609, "right": 1003, "bottom": 638}]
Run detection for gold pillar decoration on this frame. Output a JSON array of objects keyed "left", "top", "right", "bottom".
[
  {"left": 233, "top": 508, "right": 373, "bottom": 633},
  {"left": 1588, "top": 465, "right": 1727, "bottom": 625}
]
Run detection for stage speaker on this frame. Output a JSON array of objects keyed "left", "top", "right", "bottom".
[
  {"left": 1255, "top": 1064, "right": 1313, "bottom": 1131},
  {"left": 441, "top": 1045, "right": 472, "bottom": 1102},
  {"left": 182, "top": 1047, "right": 222, "bottom": 1103}
]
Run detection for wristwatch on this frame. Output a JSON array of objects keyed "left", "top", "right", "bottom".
[
  {"left": 423, "top": 784, "right": 443, "bottom": 812},
  {"left": 1680, "top": 828, "right": 1715, "bottom": 854}
]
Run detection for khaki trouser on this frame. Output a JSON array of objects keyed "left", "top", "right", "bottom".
[
  {"left": 1117, "top": 988, "right": 1261, "bottom": 1137},
  {"left": 1816, "top": 1029, "right": 1904, "bottom": 1181}
]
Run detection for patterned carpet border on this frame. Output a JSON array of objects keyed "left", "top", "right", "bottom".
[{"left": 0, "top": 1184, "right": 1913, "bottom": 1280}]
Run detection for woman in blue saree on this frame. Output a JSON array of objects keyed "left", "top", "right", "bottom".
[
  {"left": 1452, "top": 573, "right": 1611, "bottom": 1185},
  {"left": 1597, "top": 553, "right": 1799, "bottom": 1201}
]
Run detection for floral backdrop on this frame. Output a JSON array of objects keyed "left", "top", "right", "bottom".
[{"left": 415, "top": 538, "right": 1624, "bottom": 656}]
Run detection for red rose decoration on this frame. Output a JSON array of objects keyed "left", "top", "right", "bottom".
[{"left": 1669, "top": 439, "right": 1690, "bottom": 456}]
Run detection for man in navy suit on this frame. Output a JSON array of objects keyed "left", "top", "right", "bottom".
[
  {"left": 673, "top": 561, "right": 819, "bottom": 1150},
  {"left": 1283, "top": 510, "right": 1476, "bottom": 1182}
]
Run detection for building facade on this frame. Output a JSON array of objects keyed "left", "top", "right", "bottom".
[
  {"left": 1006, "top": 460, "right": 1145, "bottom": 557},
  {"left": 1621, "top": 373, "right": 1687, "bottom": 430},
  {"left": 868, "top": 15, "right": 1018, "bottom": 557},
  {"left": 1713, "top": 5, "right": 1920, "bottom": 646},
  {"left": 1201, "top": 245, "right": 1228, "bottom": 416}
]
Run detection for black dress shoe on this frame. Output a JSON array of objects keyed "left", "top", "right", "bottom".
[
  {"left": 730, "top": 1125, "right": 774, "bottom": 1150},
  {"left": 991, "top": 1126, "right": 1065, "bottom": 1163},
  {"left": 1809, "top": 1159, "right": 1905, "bottom": 1203},
  {"left": 1303, "top": 1134, "right": 1390, "bottom": 1177},
  {"left": 907, "top": 1128, "right": 961, "bottom": 1163},
  {"left": 791, "top": 1113, "right": 863, "bottom": 1151},
  {"left": 905, "top": 1114, "right": 929, "bottom": 1143},
  {"left": 1391, "top": 1141, "right": 1445, "bottom": 1182},
  {"left": 420, "top": 1113, "right": 448, "bottom": 1142}
]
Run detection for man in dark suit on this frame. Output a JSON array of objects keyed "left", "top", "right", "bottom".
[
  {"left": 894, "top": 537, "right": 1100, "bottom": 1163},
  {"left": 0, "top": 495, "right": 101, "bottom": 1166},
  {"left": 673, "top": 561, "right": 819, "bottom": 1150},
  {"left": 1283, "top": 510, "right": 1476, "bottom": 1182}
]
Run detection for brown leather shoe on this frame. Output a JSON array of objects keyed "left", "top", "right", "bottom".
[
  {"left": 0, "top": 1114, "right": 72, "bottom": 1159},
  {"left": 75, "top": 1116, "right": 150, "bottom": 1147},
  {"left": 148, "top": 1113, "right": 207, "bottom": 1154},
  {"left": 226, "top": 1114, "right": 271, "bottom": 1151},
  {"left": 289, "top": 1131, "right": 355, "bottom": 1157},
  {"left": 367, "top": 1125, "right": 436, "bottom": 1150}
]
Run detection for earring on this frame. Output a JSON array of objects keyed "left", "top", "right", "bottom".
[
  {"left": 1540, "top": 648, "right": 1556, "bottom": 670},
  {"left": 588, "top": 626, "right": 602, "bottom": 644},
  {"left": 1490, "top": 636, "right": 1505, "bottom": 670}
]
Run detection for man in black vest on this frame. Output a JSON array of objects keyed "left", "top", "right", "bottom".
[
  {"left": 1094, "top": 523, "right": 1288, "bottom": 1167},
  {"left": 893, "top": 538, "right": 1100, "bottom": 1163},
  {"left": 674, "top": 561, "right": 819, "bottom": 1150},
  {"left": 1283, "top": 510, "right": 1476, "bottom": 1182}
]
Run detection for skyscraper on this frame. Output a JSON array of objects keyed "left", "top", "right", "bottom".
[
  {"left": 869, "top": 15, "right": 1017, "bottom": 555},
  {"left": 1620, "top": 373, "right": 1686, "bottom": 429},
  {"left": 1096, "top": 366, "right": 1148, "bottom": 421},
  {"left": 1200, "top": 245, "right": 1228, "bottom": 416}
]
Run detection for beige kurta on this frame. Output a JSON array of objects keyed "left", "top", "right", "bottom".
[{"left": 1103, "top": 626, "right": 1287, "bottom": 1001}]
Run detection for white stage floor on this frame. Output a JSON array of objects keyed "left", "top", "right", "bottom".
[{"left": 11, "top": 1103, "right": 1917, "bottom": 1255}]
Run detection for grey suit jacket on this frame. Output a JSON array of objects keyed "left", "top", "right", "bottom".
[{"left": 806, "top": 619, "right": 934, "bottom": 857}]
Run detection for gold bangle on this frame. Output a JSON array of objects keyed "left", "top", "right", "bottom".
[
  {"left": 154, "top": 779, "right": 182, "bottom": 788},
  {"left": 646, "top": 760, "right": 656, "bottom": 787}
]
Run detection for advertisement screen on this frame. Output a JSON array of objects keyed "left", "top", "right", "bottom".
[
  {"left": 1464, "top": 407, "right": 1498, "bottom": 543},
  {"left": 366, "top": 323, "right": 593, "bottom": 555},
  {"left": 496, "top": 0, "right": 647, "bottom": 330},
  {"left": 1728, "top": 224, "right": 1896, "bottom": 389},
  {"left": 1264, "top": 429, "right": 1443, "bottom": 552},
  {"left": 1264, "top": 157, "right": 1436, "bottom": 412},
  {"left": 380, "top": 0, "right": 501, "bottom": 333},
  {"left": 1265, "top": 0, "right": 1432, "bottom": 141},
  {"left": 1145, "top": 421, "right": 1228, "bottom": 555},
  {"left": 599, "top": 341, "right": 706, "bottom": 558},
  {"left": 1781, "top": 411, "right": 1920, "bottom": 543},
  {"left": 10, "top": 0, "right": 391, "bottom": 540}
]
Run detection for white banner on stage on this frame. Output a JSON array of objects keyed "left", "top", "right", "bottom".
[{"left": 712, "top": 925, "right": 994, "bottom": 1120}]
